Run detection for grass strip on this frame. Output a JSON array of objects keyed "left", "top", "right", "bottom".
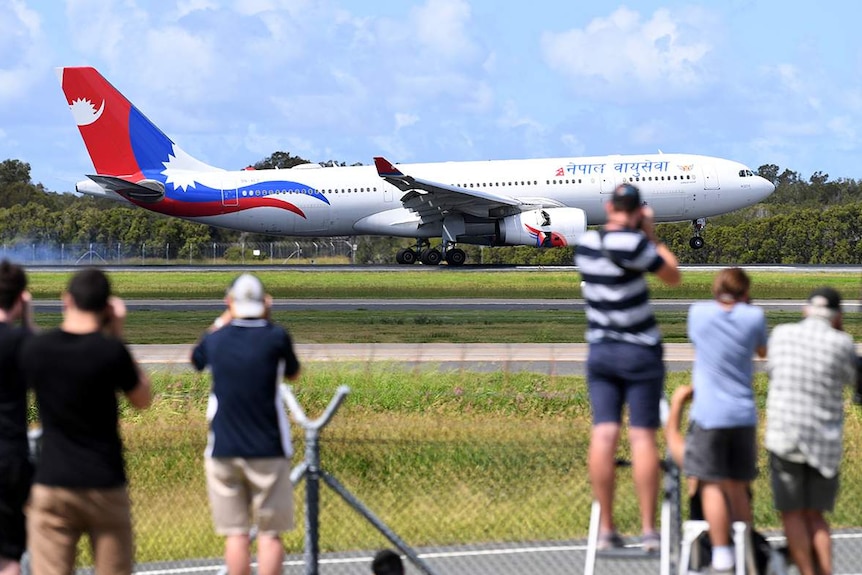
[
  {"left": 109, "top": 367, "right": 862, "bottom": 562},
  {"left": 29, "top": 309, "right": 862, "bottom": 344},
  {"left": 25, "top": 269, "right": 862, "bottom": 300}
]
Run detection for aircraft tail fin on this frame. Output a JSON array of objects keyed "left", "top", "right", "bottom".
[
  {"left": 373, "top": 156, "right": 405, "bottom": 178},
  {"left": 56, "top": 66, "right": 219, "bottom": 182}
]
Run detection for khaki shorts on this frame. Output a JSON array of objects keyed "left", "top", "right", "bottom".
[
  {"left": 26, "top": 484, "right": 133, "bottom": 575},
  {"left": 205, "top": 457, "right": 294, "bottom": 536}
]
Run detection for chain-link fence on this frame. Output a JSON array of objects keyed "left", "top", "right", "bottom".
[
  {"left": 54, "top": 366, "right": 862, "bottom": 575},
  {"left": 0, "top": 240, "right": 357, "bottom": 265}
]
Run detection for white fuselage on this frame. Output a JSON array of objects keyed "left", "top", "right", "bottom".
[{"left": 79, "top": 152, "right": 774, "bottom": 239}]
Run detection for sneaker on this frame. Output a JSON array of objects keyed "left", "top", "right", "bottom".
[
  {"left": 640, "top": 531, "right": 660, "bottom": 553},
  {"left": 597, "top": 531, "right": 625, "bottom": 550}
]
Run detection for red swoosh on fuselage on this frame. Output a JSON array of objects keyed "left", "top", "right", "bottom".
[{"left": 130, "top": 197, "right": 307, "bottom": 218}]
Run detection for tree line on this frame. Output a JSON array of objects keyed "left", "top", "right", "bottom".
[{"left": 1, "top": 157, "right": 860, "bottom": 264}]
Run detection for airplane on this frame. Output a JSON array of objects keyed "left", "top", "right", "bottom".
[{"left": 57, "top": 66, "right": 775, "bottom": 266}]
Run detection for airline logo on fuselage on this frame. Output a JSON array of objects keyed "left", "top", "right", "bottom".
[{"left": 555, "top": 160, "right": 675, "bottom": 178}]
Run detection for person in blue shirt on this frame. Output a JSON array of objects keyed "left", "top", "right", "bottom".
[
  {"left": 192, "top": 273, "right": 301, "bottom": 575},
  {"left": 685, "top": 267, "right": 767, "bottom": 573}
]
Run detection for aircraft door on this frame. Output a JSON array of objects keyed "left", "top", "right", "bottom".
[
  {"left": 701, "top": 163, "right": 720, "bottom": 190},
  {"left": 599, "top": 162, "right": 621, "bottom": 193},
  {"left": 384, "top": 184, "right": 394, "bottom": 203},
  {"left": 222, "top": 188, "right": 238, "bottom": 206}
]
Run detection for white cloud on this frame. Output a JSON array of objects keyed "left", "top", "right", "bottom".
[
  {"left": 231, "top": 0, "right": 313, "bottom": 17},
  {"left": 559, "top": 133, "right": 586, "bottom": 156},
  {"left": 173, "top": 0, "right": 218, "bottom": 20},
  {"left": 497, "top": 100, "right": 542, "bottom": 132},
  {"left": 411, "top": 0, "right": 475, "bottom": 61},
  {"left": 540, "top": 6, "right": 714, "bottom": 101},
  {"left": 395, "top": 113, "right": 419, "bottom": 130},
  {"left": 65, "top": 0, "right": 148, "bottom": 65},
  {"left": 0, "top": 0, "right": 49, "bottom": 102}
]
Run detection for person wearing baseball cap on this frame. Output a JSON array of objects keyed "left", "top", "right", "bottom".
[
  {"left": 226, "top": 273, "right": 267, "bottom": 319},
  {"left": 765, "top": 286, "right": 857, "bottom": 574},
  {"left": 191, "top": 273, "right": 301, "bottom": 575},
  {"left": 574, "top": 183, "right": 681, "bottom": 552}
]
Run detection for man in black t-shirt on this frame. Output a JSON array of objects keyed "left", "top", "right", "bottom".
[
  {"left": 20, "top": 268, "right": 151, "bottom": 575},
  {"left": 0, "top": 260, "right": 35, "bottom": 575}
]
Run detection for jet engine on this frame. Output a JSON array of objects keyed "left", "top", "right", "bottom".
[{"left": 496, "top": 207, "right": 587, "bottom": 247}]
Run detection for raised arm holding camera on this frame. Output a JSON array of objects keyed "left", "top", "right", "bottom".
[{"left": 20, "top": 268, "right": 150, "bottom": 575}]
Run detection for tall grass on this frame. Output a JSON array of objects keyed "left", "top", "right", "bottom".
[{"left": 114, "top": 366, "right": 862, "bottom": 563}]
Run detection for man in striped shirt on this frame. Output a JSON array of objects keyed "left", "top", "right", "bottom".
[{"left": 574, "top": 183, "right": 680, "bottom": 551}]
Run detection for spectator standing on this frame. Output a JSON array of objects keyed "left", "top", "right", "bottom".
[
  {"left": 371, "top": 549, "right": 404, "bottom": 575},
  {"left": 574, "top": 183, "right": 680, "bottom": 551},
  {"left": 685, "top": 267, "right": 767, "bottom": 573},
  {"left": 0, "top": 261, "right": 35, "bottom": 575},
  {"left": 192, "top": 273, "right": 301, "bottom": 575},
  {"left": 765, "top": 287, "right": 857, "bottom": 575},
  {"left": 21, "top": 268, "right": 151, "bottom": 575}
]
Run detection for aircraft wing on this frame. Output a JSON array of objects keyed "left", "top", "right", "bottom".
[{"left": 374, "top": 157, "right": 524, "bottom": 221}]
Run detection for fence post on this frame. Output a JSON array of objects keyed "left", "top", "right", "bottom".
[
  {"left": 284, "top": 385, "right": 350, "bottom": 575},
  {"left": 283, "top": 385, "right": 439, "bottom": 575}
]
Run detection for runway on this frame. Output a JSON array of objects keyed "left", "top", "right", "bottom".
[{"left": 133, "top": 341, "right": 862, "bottom": 375}]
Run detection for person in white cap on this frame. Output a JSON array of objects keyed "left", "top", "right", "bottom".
[
  {"left": 765, "top": 287, "right": 857, "bottom": 575},
  {"left": 191, "top": 273, "right": 301, "bottom": 575}
]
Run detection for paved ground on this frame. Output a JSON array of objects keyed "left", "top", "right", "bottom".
[
  {"left": 132, "top": 341, "right": 862, "bottom": 375},
  {"left": 127, "top": 532, "right": 862, "bottom": 575}
]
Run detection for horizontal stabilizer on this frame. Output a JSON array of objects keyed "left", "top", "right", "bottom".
[{"left": 86, "top": 175, "right": 165, "bottom": 203}]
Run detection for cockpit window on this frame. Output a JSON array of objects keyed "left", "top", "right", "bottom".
[{"left": 738, "top": 169, "right": 755, "bottom": 177}]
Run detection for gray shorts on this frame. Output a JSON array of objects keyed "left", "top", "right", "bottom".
[
  {"left": 683, "top": 423, "right": 757, "bottom": 482},
  {"left": 769, "top": 452, "right": 839, "bottom": 512}
]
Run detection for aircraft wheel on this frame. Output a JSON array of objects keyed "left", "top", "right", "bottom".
[
  {"left": 689, "top": 236, "right": 705, "bottom": 249},
  {"left": 445, "top": 248, "right": 466, "bottom": 266},
  {"left": 396, "top": 248, "right": 417, "bottom": 265},
  {"left": 420, "top": 248, "right": 442, "bottom": 266}
]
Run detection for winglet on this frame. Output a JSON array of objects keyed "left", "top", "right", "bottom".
[{"left": 373, "top": 157, "right": 404, "bottom": 178}]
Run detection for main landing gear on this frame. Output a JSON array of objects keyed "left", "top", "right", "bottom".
[
  {"left": 395, "top": 240, "right": 466, "bottom": 266},
  {"left": 689, "top": 218, "right": 706, "bottom": 250}
]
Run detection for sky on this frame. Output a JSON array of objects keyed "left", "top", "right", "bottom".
[{"left": 2, "top": 0, "right": 862, "bottom": 194}]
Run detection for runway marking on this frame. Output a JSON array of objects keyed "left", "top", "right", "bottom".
[{"left": 132, "top": 534, "right": 862, "bottom": 574}]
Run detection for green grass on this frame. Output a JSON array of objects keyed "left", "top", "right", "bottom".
[
  {"left": 25, "top": 267, "right": 857, "bottom": 563},
  {"left": 114, "top": 368, "right": 862, "bottom": 562},
  {"left": 30, "top": 309, "right": 862, "bottom": 344},
  {"left": 25, "top": 269, "right": 862, "bottom": 300}
]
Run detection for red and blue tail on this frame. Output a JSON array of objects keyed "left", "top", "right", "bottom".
[{"left": 56, "top": 66, "right": 218, "bottom": 182}]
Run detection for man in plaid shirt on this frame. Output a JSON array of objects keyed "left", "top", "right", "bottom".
[{"left": 765, "top": 287, "right": 857, "bottom": 575}]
